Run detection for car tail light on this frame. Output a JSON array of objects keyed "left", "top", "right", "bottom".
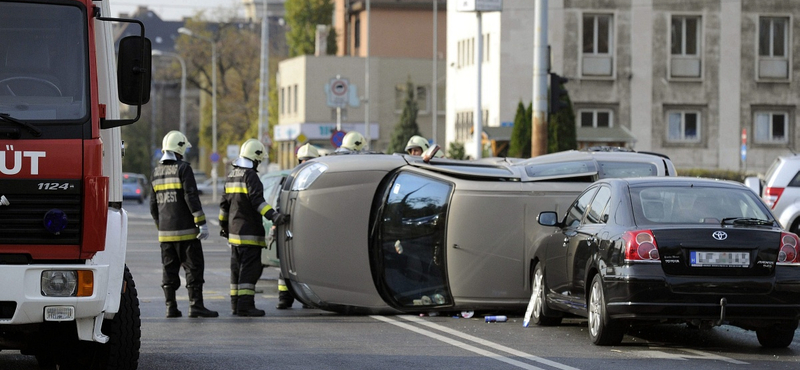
[
  {"left": 623, "top": 230, "right": 660, "bottom": 262},
  {"left": 777, "top": 232, "right": 800, "bottom": 265},
  {"left": 763, "top": 187, "right": 784, "bottom": 209},
  {"left": 136, "top": 189, "right": 141, "bottom": 194}
]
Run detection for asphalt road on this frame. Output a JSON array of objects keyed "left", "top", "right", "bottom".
[{"left": 2, "top": 195, "right": 799, "bottom": 369}]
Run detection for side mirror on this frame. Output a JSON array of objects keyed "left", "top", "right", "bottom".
[
  {"left": 117, "top": 36, "right": 152, "bottom": 105},
  {"left": 538, "top": 211, "right": 560, "bottom": 227}
]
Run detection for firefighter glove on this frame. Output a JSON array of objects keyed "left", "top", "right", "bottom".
[
  {"left": 271, "top": 212, "right": 290, "bottom": 226},
  {"left": 220, "top": 228, "right": 228, "bottom": 238},
  {"left": 197, "top": 224, "right": 209, "bottom": 240}
]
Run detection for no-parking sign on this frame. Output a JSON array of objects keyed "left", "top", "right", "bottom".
[{"left": 326, "top": 77, "right": 349, "bottom": 108}]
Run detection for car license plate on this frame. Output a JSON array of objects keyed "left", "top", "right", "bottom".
[{"left": 690, "top": 251, "right": 750, "bottom": 267}]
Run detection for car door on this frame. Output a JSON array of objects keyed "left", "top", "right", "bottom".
[
  {"left": 546, "top": 187, "right": 598, "bottom": 302},
  {"left": 567, "top": 186, "right": 611, "bottom": 303}
]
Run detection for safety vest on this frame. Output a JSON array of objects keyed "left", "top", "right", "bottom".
[
  {"left": 219, "top": 166, "right": 274, "bottom": 247},
  {"left": 150, "top": 160, "right": 206, "bottom": 242}
]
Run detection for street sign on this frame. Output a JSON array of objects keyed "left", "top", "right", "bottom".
[
  {"left": 210, "top": 152, "right": 220, "bottom": 163},
  {"left": 457, "top": 0, "right": 502, "bottom": 12},
  {"left": 331, "top": 130, "right": 346, "bottom": 148},
  {"left": 326, "top": 76, "right": 350, "bottom": 108},
  {"left": 227, "top": 145, "right": 239, "bottom": 161}
]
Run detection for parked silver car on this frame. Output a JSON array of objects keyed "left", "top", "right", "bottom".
[
  {"left": 745, "top": 154, "right": 800, "bottom": 233},
  {"left": 276, "top": 149, "right": 676, "bottom": 314}
]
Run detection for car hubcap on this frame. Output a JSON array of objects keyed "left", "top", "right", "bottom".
[
  {"left": 589, "top": 282, "right": 601, "bottom": 336},
  {"left": 532, "top": 270, "right": 543, "bottom": 319}
]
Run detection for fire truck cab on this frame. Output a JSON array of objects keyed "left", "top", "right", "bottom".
[{"left": 0, "top": 1, "right": 150, "bottom": 368}]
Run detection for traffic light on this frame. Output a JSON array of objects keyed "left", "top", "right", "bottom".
[{"left": 549, "top": 72, "right": 570, "bottom": 114}]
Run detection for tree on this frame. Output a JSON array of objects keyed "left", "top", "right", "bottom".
[
  {"left": 547, "top": 93, "right": 577, "bottom": 153},
  {"left": 285, "top": 0, "right": 336, "bottom": 57},
  {"left": 448, "top": 142, "right": 466, "bottom": 160},
  {"left": 387, "top": 78, "right": 421, "bottom": 154},
  {"left": 508, "top": 101, "right": 531, "bottom": 158}
]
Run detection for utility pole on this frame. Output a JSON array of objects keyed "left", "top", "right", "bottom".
[
  {"left": 257, "top": 0, "right": 269, "bottom": 147},
  {"left": 432, "top": 0, "right": 438, "bottom": 144},
  {"left": 531, "top": 0, "right": 549, "bottom": 157}
]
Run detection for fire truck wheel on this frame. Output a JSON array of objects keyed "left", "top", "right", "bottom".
[{"left": 54, "top": 265, "right": 142, "bottom": 370}]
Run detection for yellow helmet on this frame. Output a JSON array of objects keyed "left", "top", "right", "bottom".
[
  {"left": 239, "top": 138, "right": 266, "bottom": 162},
  {"left": 340, "top": 131, "right": 366, "bottom": 151},
  {"left": 404, "top": 135, "right": 429, "bottom": 154},
  {"left": 162, "top": 130, "right": 191, "bottom": 156},
  {"left": 297, "top": 143, "right": 320, "bottom": 161}
]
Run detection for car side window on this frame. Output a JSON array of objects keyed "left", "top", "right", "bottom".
[
  {"left": 788, "top": 171, "right": 800, "bottom": 187},
  {"left": 564, "top": 188, "right": 598, "bottom": 227},
  {"left": 585, "top": 186, "right": 611, "bottom": 224}
]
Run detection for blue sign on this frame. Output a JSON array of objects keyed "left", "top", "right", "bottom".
[
  {"left": 210, "top": 152, "right": 220, "bottom": 163},
  {"left": 331, "top": 130, "right": 346, "bottom": 148},
  {"left": 153, "top": 149, "right": 162, "bottom": 159},
  {"left": 741, "top": 144, "right": 746, "bottom": 162}
]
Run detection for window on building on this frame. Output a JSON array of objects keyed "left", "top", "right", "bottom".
[
  {"left": 470, "top": 37, "right": 474, "bottom": 65},
  {"left": 485, "top": 33, "right": 490, "bottom": 62},
  {"left": 667, "top": 111, "right": 701, "bottom": 142},
  {"left": 670, "top": 15, "right": 701, "bottom": 78},
  {"left": 294, "top": 84, "right": 298, "bottom": 113},
  {"left": 579, "top": 109, "right": 613, "bottom": 128},
  {"left": 416, "top": 86, "right": 428, "bottom": 113},
  {"left": 758, "top": 16, "right": 789, "bottom": 79},
  {"left": 354, "top": 19, "right": 361, "bottom": 49},
  {"left": 280, "top": 87, "right": 285, "bottom": 115},
  {"left": 754, "top": 111, "right": 789, "bottom": 144},
  {"left": 582, "top": 13, "right": 613, "bottom": 77},
  {"left": 286, "top": 85, "right": 291, "bottom": 116}
]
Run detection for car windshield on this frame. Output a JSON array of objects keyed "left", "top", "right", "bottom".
[
  {"left": 372, "top": 172, "right": 453, "bottom": 309},
  {"left": 0, "top": 2, "right": 88, "bottom": 122},
  {"left": 631, "top": 185, "right": 773, "bottom": 225},
  {"left": 123, "top": 175, "right": 139, "bottom": 185}
]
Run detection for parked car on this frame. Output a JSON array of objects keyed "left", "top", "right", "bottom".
[
  {"left": 745, "top": 154, "right": 800, "bottom": 234},
  {"left": 275, "top": 148, "right": 676, "bottom": 314},
  {"left": 261, "top": 170, "right": 292, "bottom": 267},
  {"left": 196, "top": 177, "right": 225, "bottom": 196},
  {"left": 122, "top": 173, "right": 147, "bottom": 204},
  {"left": 532, "top": 177, "right": 800, "bottom": 348}
]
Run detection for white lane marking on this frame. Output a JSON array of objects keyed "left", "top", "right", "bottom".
[
  {"left": 371, "top": 315, "right": 548, "bottom": 370},
  {"left": 636, "top": 347, "right": 748, "bottom": 364},
  {"left": 400, "top": 315, "right": 580, "bottom": 370}
]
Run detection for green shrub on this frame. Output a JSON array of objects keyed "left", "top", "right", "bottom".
[{"left": 675, "top": 168, "right": 758, "bottom": 182}]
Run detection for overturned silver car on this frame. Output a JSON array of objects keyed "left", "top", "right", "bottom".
[{"left": 276, "top": 149, "right": 676, "bottom": 314}]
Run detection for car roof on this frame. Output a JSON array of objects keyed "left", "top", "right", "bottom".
[{"left": 606, "top": 176, "right": 747, "bottom": 189}]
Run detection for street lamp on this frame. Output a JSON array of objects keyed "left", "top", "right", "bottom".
[
  {"left": 151, "top": 50, "right": 187, "bottom": 135},
  {"left": 178, "top": 27, "right": 219, "bottom": 202}
]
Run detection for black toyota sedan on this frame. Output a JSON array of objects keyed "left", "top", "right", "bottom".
[{"left": 531, "top": 177, "right": 800, "bottom": 348}]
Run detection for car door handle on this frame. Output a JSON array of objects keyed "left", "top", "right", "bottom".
[
  {"left": 285, "top": 229, "right": 293, "bottom": 241},
  {"left": 587, "top": 236, "right": 597, "bottom": 245}
]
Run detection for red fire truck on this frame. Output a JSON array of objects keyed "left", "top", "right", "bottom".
[{"left": 0, "top": 1, "right": 150, "bottom": 368}]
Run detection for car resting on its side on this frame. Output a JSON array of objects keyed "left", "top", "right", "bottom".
[{"left": 532, "top": 177, "right": 800, "bottom": 348}]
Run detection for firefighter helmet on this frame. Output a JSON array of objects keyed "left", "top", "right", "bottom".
[
  {"left": 240, "top": 139, "right": 266, "bottom": 162},
  {"left": 340, "top": 131, "right": 366, "bottom": 151},
  {"left": 297, "top": 143, "right": 320, "bottom": 161},
  {"left": 404, "top": 135, "right": 429, "bottom": 155},
  {"left": 162, "top": 130, "right": 191, "bottom": 156}
]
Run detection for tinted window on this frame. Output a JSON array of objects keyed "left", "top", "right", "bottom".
[
  {"left": 598, "top": 161, "right": 657, "bottom": 178},
  {"left": 631, "top": 186, "right": 771, "bottom": 225},
  {"left": 585, "top": 186, "right": 611, "bottom": 224},
  {"left": 788, "top": 171, "right": 800, "bottom": 187},
  {"left": 375, "top": 172, "right": 453, "bottom": 308},
  {"left": 565, "top": 188, "right": 598, "bottom": 227},
  {"left": 525, "top": 160, "right": 597, "bottom": 178}
]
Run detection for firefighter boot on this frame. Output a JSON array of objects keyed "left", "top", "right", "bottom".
[
  {"left": 276, "top": 282, "right": 294, "bottom": 309},
  {"left": 163, "top": 286, "right": 182, "bottom": 318},
  {"left": 188, "top": 287, "right": 219, "bottom": 318},
  {"left": 236, "top": 295, "right": 265, "bottom": 317},
  {"left": 231, "top": 296, "right": 239, "bottom": 315}
]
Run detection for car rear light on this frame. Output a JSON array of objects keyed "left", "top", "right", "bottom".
[
  {"left": 763, "top": 187, "right": 784, "bottom": 209},
  {"left": 777, "top": 232, "right": 800, "bottom": 265},
  {"left": 136, "top": 189, "right": 141, "bottom": 194},
  {"left": 623, "top": 230, "right": 660, "bottom": 262}
]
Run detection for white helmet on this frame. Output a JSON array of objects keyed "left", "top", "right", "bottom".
[
  {"left": 162, "top": 130, "right": 191, "bottom": 156},
  {"left": 297, "top": 143, "right": 320, "bottom": 161},
  {"left": 340, "top": 131, "right": 366, "bottom": 151},
  {"left": 239, "top": 138, "right": 266, "bottom": 162},
  {"left": 404, "top": 135, "right": 429, "bottom": 154}
]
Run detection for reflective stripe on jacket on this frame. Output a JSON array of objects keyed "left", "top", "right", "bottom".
[
  {"left": 150, "top": 160, "right": 206, "bottom": 242},
  {"left": 219, "top": 166, "right": 274, "bottom": 247}
]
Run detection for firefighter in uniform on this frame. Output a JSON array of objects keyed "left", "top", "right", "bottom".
[
  {"left": 404, "top": 135, "right": 430, "bottom": 156},
  {"left": 275, "top": 143, "right": 319, "bottom": 309},
  {"left": 220, "top": 139, "right": 289, "bottom": 316},
  {"left": 150, "top": 130, "right": 218, "bottom": 318}
]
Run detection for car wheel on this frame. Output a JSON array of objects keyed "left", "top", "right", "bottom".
[
  {"left": 531, "top": 264, "right": 562, "bottom": 326},
  {"left": 756, "top": 322, "right": 797, "bottom": 348},
  {"left": 137, "top": 197, "right": 143, "bottom": 204},
  {"left": 588, "top": 274, "right": 625, "bottom": 346}
]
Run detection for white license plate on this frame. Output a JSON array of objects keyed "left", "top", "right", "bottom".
[{"left": 690, "top": 251, "right": 750, "bottom": 267}]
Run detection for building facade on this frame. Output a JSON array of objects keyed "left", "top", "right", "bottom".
[{"left": 446, "top": 0, "right": 800, "bottom": 173}]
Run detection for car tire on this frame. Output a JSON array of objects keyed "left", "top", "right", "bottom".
[
  {"left": 756, "top": 322, "right": 797, "bottom": 348},
  {"left": 531, "top": 264, "right": 562, "bottom": 326},
  {"left": 588, "top": 274, "right": 625, "bottom": 346}
]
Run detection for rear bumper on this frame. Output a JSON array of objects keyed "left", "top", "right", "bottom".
[
  {"left": 0, "top": 264, "right": 109, "bottom": 325},
  {"left": 603, "top": 267, "right": 800, "bottom": 321}
]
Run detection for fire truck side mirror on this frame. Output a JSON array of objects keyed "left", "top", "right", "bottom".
[{"left": 117, "top": 36, "right": 152, "bottom": 106}]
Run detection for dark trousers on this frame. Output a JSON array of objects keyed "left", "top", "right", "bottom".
[
  {"left": 161, "top": 239, "right": 205, "bottom": 290},
  {"left": 230, "top": 245, "right": 262, "bottom": 296}
]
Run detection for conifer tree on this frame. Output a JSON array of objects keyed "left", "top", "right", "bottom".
[{"left": 387, "top": 78, "right": 421, "bottom": 154}]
